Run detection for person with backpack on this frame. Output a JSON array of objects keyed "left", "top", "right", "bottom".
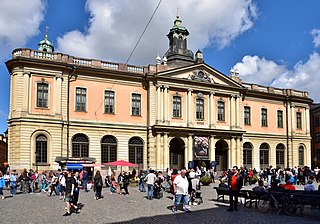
[
  {"left": 0, "top": 171, "right": 6, "bottom": 199},
  {"left": 227, "top": 166, "right": 243, "bottom": 212},
  {"left": 94, "top": 170, "right": 103, "bottom": 200},
  {"left": 59, "top": 172, "right": 66, "bottom": 200}
]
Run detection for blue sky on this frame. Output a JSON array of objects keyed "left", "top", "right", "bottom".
[{"left": 0, "top": 0, "right": 320, "bottom": 132}]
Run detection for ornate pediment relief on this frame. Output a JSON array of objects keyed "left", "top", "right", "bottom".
[{"left": 188, "top": 70, "right": 213, "bottom": 83}]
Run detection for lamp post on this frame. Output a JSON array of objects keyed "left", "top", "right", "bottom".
[
  {"left": 35, "top": 151, "right": 39, "bottom": 172},
  {"left": 66, "top": 66, "right": 77, "bottom": 160}
]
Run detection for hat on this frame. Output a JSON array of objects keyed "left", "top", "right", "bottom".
[{"left": 232, "top": 166, "right": 238, "bottom": 170}]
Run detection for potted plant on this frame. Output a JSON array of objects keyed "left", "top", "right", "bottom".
[{"left": 200, "top": 176, "right": 212, "bottom": 186}]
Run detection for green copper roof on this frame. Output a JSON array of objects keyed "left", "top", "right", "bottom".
[
  {"left": 169, "top": 15, "right": 189, "bottom": 35},
  {"left": 38, "top": 27, "right": 54, "bottom": 52}
]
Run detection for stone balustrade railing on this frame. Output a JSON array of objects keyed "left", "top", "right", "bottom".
[{"left": 12, "top": 48, "right": 146, "bottom": 74}]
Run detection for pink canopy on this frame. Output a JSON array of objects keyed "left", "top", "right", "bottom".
[{"left": 103, "top": 160, "right": 138, "bottom": 167}]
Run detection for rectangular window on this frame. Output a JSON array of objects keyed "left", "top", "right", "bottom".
[
  {"left": 217, "top": 101, "right": 225, "bottom": 121},
  {"left": 172, "top": 96, "right": 181, "bottom": 118},
  {"left": 104, "top": 90, "right": 115, "bottom": 114},
  {"left": 316, "top": 133, "right": 320, "bottom": 143},
  {"left": 296, "top": 112, "right": 302, "bottom": 129},
  {"left": 131, "top": 93, "right": 141, "bottom": 116},
  {"left": 244, "top": 106, "right": 251, "bottom": 125},
  {"left": 261, "top": 108, "right": 268, "bottom": 127},
  {"left": 36, "top": 83, "right": 48, "bottom": 108},
  {"left": 316, "top": 149, "right": 320, "bottom": 160},
  {"left": 277, "top": 110, "right": 283, "bottom": 128},
  {"left": 315, "top": 117, "right": 320, "bottom": 127},
  {"left": 75, "top": 87, "right": 87, "bottom": 112},
  {"left": 316, "top": 149, "right": 320, "bottom": 159},
  {"left": 196, "top": 98, "right": 204, "bottom": 120}
]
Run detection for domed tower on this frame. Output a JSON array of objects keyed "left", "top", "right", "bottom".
[
  {"left": 164, "top": 15, "right": 194, "bottom": 67},
  {"left": 38, "top": 26, "right": 54, "bottom": 52}
]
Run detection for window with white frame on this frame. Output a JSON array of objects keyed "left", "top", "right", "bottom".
[
  {"left": 196, "top": 98, "right": 204, "bottom": 120},
  {"left": 104, "top": 90, "right": 115, "bottom": 114},
  {"left": 131, "top": 93, "right": 141, "bottom": 116},
  {"left": 172, "top": 95, "right": 181, "bottom": 118},
  {"left": 75, "top": 87, "right": 87, "bottom": 112},
  {"left": 37, "top": 83, "right": 49, "bottom": 108},
  {"left": 217, "top": 101, "right": 225, "bottom": 121}
]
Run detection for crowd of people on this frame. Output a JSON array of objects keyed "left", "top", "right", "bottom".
[{"left": 1, "top": 164, "right": 320, "bottom": 216}]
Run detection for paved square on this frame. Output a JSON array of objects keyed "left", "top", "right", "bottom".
[{"left": 0, "top": 183, "right": 319, "bottom": 224}]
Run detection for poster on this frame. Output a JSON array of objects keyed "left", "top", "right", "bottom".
[{"left": 194, "top": 136, "right": 209, "bottom": 159}]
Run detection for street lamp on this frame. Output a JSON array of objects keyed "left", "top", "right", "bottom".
[
  {"left": 66, "top": 66, "right": 77, "bottom": 159},
  {"left": 35, "top": 151, "right": 39, "bottom": 172}
]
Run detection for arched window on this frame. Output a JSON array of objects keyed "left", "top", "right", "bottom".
[
  {"left": 243, "top": 142, "right": 252, "bottom": 168},
  {"left": 72, "top": 134, "right": 89, "bottom": 158},
  {"left": 36, "top": 135, "right": 47, "bottom": 163},
  {"left": 101, "top": 135, "right": 117, "bottom": 163},
  {"left": 276, "top": 144, "right": 285, "bottom": 168},
  {"left": 260, "top": 143, "right": 269, "bottom": 169},
  {"left": 128, "top": 137, "right": 143, "bottom": 168},
  {"left": 298, "top": 145, "right": 304, "bottom": 166}
]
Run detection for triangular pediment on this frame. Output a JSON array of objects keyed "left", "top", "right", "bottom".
[{"left": 156, "top": 63, "right": 244, "bottom": 88}]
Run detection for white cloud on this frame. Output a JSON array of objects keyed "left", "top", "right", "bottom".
[
  {"left": 57, "top": 0, "right": 257, "bottom": 65},
  {"left": 0, "top": 0, "right": 46, "bottom": 60},
  {"left": 233, "top": 52, "right": 320, "bottom": 102},
  {"left": 311, "top": 29, "right": 320, "bottom": 48}
]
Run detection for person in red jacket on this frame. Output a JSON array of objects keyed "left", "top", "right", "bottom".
[{"left": 227, "top": 166, "right": 243, "bottom": 212}]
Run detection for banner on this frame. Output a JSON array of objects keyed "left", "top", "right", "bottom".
[{"left": 194, "top": 136, "right": 209, "bottom": 159}]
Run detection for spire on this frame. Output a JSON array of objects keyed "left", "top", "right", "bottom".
[{"left": 38, "top": 26, "right": 54, "bottom": 52}]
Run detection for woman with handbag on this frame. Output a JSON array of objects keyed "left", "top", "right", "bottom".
[{"left": 94, "top": 170, "right": 103, "bottom": 200}]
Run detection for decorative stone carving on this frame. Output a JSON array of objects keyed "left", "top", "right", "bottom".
[{"left": 189, "top": 70, "right": 212, "bottom": 83}]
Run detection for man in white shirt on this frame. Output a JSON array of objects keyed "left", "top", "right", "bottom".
[
  {"left": 145, "top": 170, "right": 157, "bottom": 200},
  {"left": 172, "top": 169, "right": 190, "bottom": 212}
]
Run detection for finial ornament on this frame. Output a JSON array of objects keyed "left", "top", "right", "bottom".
[{"left": 45, "top": 26, "right": 49, "bottom": 39}]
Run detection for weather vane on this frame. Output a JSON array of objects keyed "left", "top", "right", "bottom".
[{"left": 45, "top": 26, "right": 49, "bottom": 39}]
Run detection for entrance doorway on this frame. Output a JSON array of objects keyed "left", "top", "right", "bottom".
[
  {"left": 215, "top": 140, "right": 228, "bottom": 171},
  {"left": 169, "top": 138, "right": 185, "bottom": 170}
]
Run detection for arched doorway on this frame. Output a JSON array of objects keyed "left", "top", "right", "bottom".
[
  {"left": 169, "top": 138, "right": 185, "bottom": 170},
  {"left": 215, "top": 140, "right": 228, "bottom": 171}
]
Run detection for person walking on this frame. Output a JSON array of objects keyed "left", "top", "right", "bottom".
[
  {"left": 172, "top": 169, "right": 190, "bottom": 212},
  {"left": 94, "top": 170, "right": 103, "bottom": 200},
  {"left": 82, "top": 170, "right": 89, "bottom": 192},
  {"left": 9, "top": 171, "right": 17, "bottom": 196},
  {"left": 227, "top": 166, "right": 243, "bottom": 212},
  {"left": 145, "top": 170, "right": 156, "bottom": 200},
  {"left": 122, "top": 171, "right": 130, "bottom": 195},
  {"left": 71, "top": 171, "right": 80, "bottom": 214},
  {"left": 138, "top": 170, "right": 146, "bottom": 192},
  {"left": 63, "top": 170, "right": 76, "bottom": 216},
  {"left": 0, "top": 171, "right": 6, "bottom": 199}
]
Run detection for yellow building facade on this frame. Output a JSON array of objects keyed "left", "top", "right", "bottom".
[{"left": 5, "top": 16, "right": 312, "bottom": 172}]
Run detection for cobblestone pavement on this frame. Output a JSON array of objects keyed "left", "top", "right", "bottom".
[{"left": 0, "top": 183, "right": 319, "bottom": 224}]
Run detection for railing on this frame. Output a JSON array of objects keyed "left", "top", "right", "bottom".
[
  {"left": 12, "top": 49, "right": 146, "bottom": 74},
  {"left": 102, "top": 61, "right": 119, "bottom": 70},
  {"left": 33, "top": 51, "right": 54, "bottom": 60},
  {"left": 73, "top": 58, "right": 92, "bottom": 66},
  {"left": 127, "top": 65, "right": 144, "bottom": 73}
]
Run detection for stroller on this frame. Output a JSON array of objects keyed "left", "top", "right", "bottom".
[
  {"left": 153, "top": 181, "right": 163, "bottom": 199},
  {"left": 189, "top": 178, "right": 203, "bottom": 205}
]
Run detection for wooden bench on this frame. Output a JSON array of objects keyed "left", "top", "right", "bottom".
[
  {"left": 214, "top": 186, "right": 230, "bottom": 203},
  {"left": 241, "top": 190, "right": 267, "bottom": 208}
]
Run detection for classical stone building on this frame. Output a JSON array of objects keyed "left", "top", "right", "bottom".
[
  {"left": 5, "top": 16, "right": 312, "bottom": 172},
  {"left": 0, "top": 130, "right": 8, "bottom": 171}
]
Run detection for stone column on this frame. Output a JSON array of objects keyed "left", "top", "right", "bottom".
[
  {"left": 187, "top": 88, "right": 193, "bottom": 127},
  {"left": 54, "top": 76, "right": 63, "bottom": 115},
  {"left": 235, "top": 95, "right": 240, "bottom": 128},
  {"left": 228, "top": 96, "right": 232, "bottom": 129},
  {"left": 209, "top": 135, "right": 216, "bottom": 162},
  {"left": 188, "top": 134, "right": 193, "bottom": 164},
  {"left": 209, "top": 91, "right": 215, "bottom": 128},
  {"left": 305, "top": 107, "right": 310, "bottom": 135},
  {"left": 231, "top": 138, "right": 236, "bottom": 167},
  {"left": 160, "top": 86, "right": 164, "bottom": 124},
  {"left": 22, "top": 72, "right": 31, "bottom": 113},
  {"left": 236, "top": 137, "right": 241, "bottom": 167},
  {"left": 227, "top": 139, "right": 232, "bottom": 169},
  {"left": 163, "top": 86, "right": 169, "bottom": 124},
  {"left": 163, "top": 133, "right": 169, "bottom": 171},
  {"left": 156, "top": 133, "right": 161, "bottom": 170},
  {"left": 156, "top": 85, "right": 161, "bottom": 124}
]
